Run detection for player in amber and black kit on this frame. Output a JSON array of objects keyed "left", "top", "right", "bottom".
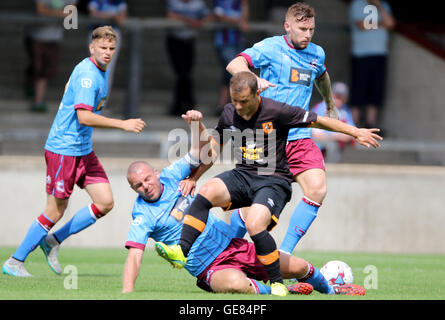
[
  {"left": 215, "top": 93, "right": 314, "bottom": 183},
  {"left": 155, "top": 71, "right": 382, "bottom": 296}
]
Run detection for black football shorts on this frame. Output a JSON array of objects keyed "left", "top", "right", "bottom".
[{"left": 216, "top": 168, "right": 292, "bottom": 230}]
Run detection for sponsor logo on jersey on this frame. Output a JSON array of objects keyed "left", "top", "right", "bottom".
[
  {"left": 289, "top": 67, "right": 312, "bottom": 86},
  {"left": 240, "top": 141, "right": 263, "bottom": 162}
]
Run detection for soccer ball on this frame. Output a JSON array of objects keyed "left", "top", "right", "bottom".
[{"left": 320, "top": 260, "right": 354, "bottom": 286}]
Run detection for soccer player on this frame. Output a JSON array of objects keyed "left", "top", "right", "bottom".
[
  {"left": 2, "top": 26, "right": 146, "bottom": 277},
  {"left": 155, "top": 71, "right": 381, "bottom": 296},
  {"left": 122, "top": 110, "right": 365, "bottom": 296},
  {"left": 226, "top": 2, "right": 354, "bottom": 254}
]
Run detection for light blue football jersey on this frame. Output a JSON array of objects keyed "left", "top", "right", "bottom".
[
  {"left": 125, "top": 156, "right": 235, "bottom": 277},
  {"left": 45, "top": 57, "right": 109, "bottom": 156},
  {"left": 240, "top": 35, "right": 326, "bottom": 141}
]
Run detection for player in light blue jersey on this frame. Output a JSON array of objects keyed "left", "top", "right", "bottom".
[
  {"left": 226, "top": 3, "right": 346, "bottom": 254},
  {"left": 123, "top": 156, "right": 237, "bottom": 280},
  {"left": 2, "top": 26, "right": 146, "bottom": 277}
]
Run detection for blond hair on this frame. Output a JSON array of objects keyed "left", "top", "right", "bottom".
[
  {"left": 285, "top": 2, "right": 315, "bottom": 22},
  {"left": 91, "top": 26, "right": 118, "bottom": 42}
]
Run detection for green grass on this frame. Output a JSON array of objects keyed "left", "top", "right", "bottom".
[{"left": 0, "top": 247, "right": 444, "bottom": 300}]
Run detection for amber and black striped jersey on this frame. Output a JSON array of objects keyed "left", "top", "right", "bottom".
[{"left": 214, "top": 97, "right": 318, "bottom": 183}]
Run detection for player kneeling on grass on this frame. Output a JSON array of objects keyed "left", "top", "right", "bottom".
[{"left": 121, "top": 110, "right": 365, "bottom": 296}]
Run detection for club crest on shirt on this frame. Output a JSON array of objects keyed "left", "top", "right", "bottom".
[
  {"left": 81, "top": 78, "right": 92, "bottom": 88},
  {"left": 310, "top": 59, "right": 318, "bottom": 69},
  {"left": 132, "top": 216, "right": 143, "bottom": 226},
  {"left": 262, "top": 121, "right": 274, "bottom": 134},
  {"left": 289, "top": 67, "right": 312, "bottom": 86}
]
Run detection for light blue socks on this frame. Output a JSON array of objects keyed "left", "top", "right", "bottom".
[
  {"left": 53, "top": 204, "right": 99, "bottom": 243},
  {"left": 280, "top": 197, "right": 320, "bottom": 254}
]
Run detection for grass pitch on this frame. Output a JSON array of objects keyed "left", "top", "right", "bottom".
[{"left": 0, "top": 247, "right": 444, "bottom": 300}]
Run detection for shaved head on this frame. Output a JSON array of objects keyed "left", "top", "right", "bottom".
[
  {"left": 127, "top": 161, "right": 162, "bottom": 202},
  {"left": 127, "top": 161, "right": 153, "bottom": 181}
]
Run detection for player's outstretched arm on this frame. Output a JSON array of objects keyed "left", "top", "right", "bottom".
[
  {"left": 314, "top": 71, "right": 339, "bottom": 120},
  {"left": 77, "top": 109, "right": 146, "bottom": 133},
  {"left": 122, "top": 247, "right": 144, "bottom": 293},
  {"left": 312, "top": 115, "right": 383, "bottom": 148}
]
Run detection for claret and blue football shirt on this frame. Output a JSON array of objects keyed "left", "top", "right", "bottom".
[
  {"left": 45, "top": 57, "right": 109, "bottom": 156},
  {"left": 239, "top": 35, "right": 326, "bottom": 141},
  {"left": 125, "top": 155, "right": 236, "bottom": 277}
]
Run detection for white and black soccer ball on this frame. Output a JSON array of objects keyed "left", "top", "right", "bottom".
[{"left": 320, "top": 260, "right": 354, "bottom": 286}]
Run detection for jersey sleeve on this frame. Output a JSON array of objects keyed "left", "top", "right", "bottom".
[
  {"left": 279, "top": 103, "right": 318, "bottom": 129},
  {"left": 315, "top": 45, "right": 327, "bottom": 79},
  {"left": 161, "top": 155, "right": 199, "bottom": 183},
  {"left": 213, "top": 105, "right": 233, "bottom": 146},
  {"left": 125, "top": 208, "right": 154, "bottom": 251},
  {"left": 72, "top": 71, "right": 98, "bottom": 111},
  {"left": 239, "top": 37, "right": 275, "bottom": 69}
]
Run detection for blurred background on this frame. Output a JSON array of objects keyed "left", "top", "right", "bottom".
[
  {"left": 0, "top": 1, "right": 444, "bottom": 253},
  {"left": 0, "top": 0, "right": 444, "bottom": 164}
]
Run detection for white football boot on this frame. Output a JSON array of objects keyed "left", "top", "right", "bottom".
[
  {"left": 40, "top": 234, "right": 62, "bottom": 275},
  {"left": 2, "top": 257, "right": 33, "bottom": 277}
]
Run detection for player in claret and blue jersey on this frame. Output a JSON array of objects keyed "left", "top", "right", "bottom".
[
  {"left": 2, "top": 26, "right": 146, "bottom": 277},
  {"left": 227, "top": 2, "right": 348, "bottom": 254}
]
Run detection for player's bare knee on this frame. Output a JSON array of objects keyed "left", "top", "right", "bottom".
[
  {"left": 245, "top": 220, "right": 266, "bottom": 236},
  {"left": 96, "top": 200, "right": 114, "bottom": 215},
  {"left": 225, "top": 274, "right": 250, "bottom": 293},
  {"left": 197, "top": 184, "right": 214, "bottom": 200},
  {"left": 103, "top": 200, "right": 114, "bottom": 214},
  {"left": 292, "top": 258, "right": 310, "bottom": 279},
  {"left": 304, "top": 183, "right": 327, "bottom": 203}
]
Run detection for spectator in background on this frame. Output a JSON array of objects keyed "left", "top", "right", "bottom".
[
  {"left": 88, "top": 0, "right": 128, "bottom": 96},
  {"left": 311, "top": 82, "right": 356, "bottom": 162},
  {"left": 349, "top": 0, "right": 395, "bottom": 131},
  {"left": 30, "top": 0, "right": 78, "bottom": 112},
  {"left": 166, "top": 0, "right": 211, "bottom": 116},
  {"left": 212, "top": 0, "right": 249, "bottom": 112}
]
